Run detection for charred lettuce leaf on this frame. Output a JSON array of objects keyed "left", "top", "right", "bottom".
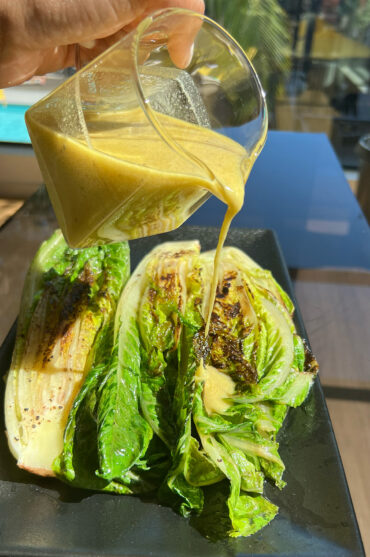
[
  {"left": 5, "top": 230, "right": 130, "bottom": 476},
  {"left": 169, "top": 246, "right": 317, "bottom": 536},
  {"left": 6, "top": 238, "right": 318, "bottom": 540},
  {"left": 55, "top": 244, "right": 168, "bottom": 491},
  {"left": 137, "top": 241, "right": 200, "bottom": 448},
  {"left": 133, "top": 244, "right": 316, "bottom": 537}
]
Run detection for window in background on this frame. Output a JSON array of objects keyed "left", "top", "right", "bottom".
[
  {"left": 206, "top": 0, "right": 370, "bottom": 170},
  {"left": 0, "top": 72, "right": 69, "bottom": 144},
  {"left": 1, "top": 3, "right": 369, "bottom": 169}
]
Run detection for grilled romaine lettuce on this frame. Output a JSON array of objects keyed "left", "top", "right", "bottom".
[
  {"left": 4, "top": 230, "right": 130, "bottom": 476},
  {"left": 5, "top": 238, "right": 318, "bottom": 539},
  {"left": 137, "top": 241, "right": 201, "bottom": 447},
  {"left": 152, "top": 245, "right": 317, "bottom": 537},
  {"left": 55, "top": 242, "right": 200, "bottom": 493}
]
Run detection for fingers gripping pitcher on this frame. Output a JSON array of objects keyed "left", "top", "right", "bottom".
[{"left": 26, "top": 9, "right": 267, "bottom": 248}]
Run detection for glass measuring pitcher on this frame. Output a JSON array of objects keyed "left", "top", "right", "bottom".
[{"left": 26, "top": 8, "right": 267, "bottom": 248}]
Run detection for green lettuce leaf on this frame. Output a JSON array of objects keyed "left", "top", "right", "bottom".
[
  {"left": 48, "top": 240, "right": 318, "bottom": 540},
  {"left": 6, "top": 230, "right": 130, "bottom": 476},
  {"left": 138, "top": 242, "right": 200, "bottom": 447},
  {"left": 193, "top": 406, "right": 278, "bottom": 537}
]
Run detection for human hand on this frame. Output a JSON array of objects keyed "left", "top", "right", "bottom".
[{"left": 0, "top": 0, "right": 204, "bottom": 88}]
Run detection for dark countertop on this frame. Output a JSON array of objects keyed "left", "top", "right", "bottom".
[
  {"left": 0, "top": 130, "right": 368, "bottom": 555},
  {"left": 0, "top": 227, "right": 364, "bottom": 557}
]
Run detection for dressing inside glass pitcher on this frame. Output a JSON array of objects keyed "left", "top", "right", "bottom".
[{"left": 25, "top": 8, "right": 267, "bottom": 328}]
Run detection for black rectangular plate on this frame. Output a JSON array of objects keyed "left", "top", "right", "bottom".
[{"left": 0, "top": 227, "right": 364, "bottom": 557}]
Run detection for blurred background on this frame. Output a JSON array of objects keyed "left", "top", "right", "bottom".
[
  {"left": 0, "top": 2, "right": 369, "bottom": 551},
  {"left": 1, "top": 0, "right": 369, "bottom": 218},
  {"left": 207, "top": 0, "right": 370, "bottom": 168},
  {"left": 206, "top": 0, "right": 370, "bottom": 222}
]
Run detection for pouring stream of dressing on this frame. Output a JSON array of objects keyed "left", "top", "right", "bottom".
[{"left": 27, "top": 107, "right": 264, "bottom": 333}]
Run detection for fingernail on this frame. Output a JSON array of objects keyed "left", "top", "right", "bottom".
[
  {"left": 79, "top": 40, "right": 96, "bottom": 49},
  {"left": 184, "top": 43, "right": 194, "bottom": 68}
]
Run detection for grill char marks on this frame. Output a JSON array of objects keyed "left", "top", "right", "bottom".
[
  {"left": 142, "top": 248, "right": 197, "bottom": 377},
  {"left": 156, "top": 268, "right": 181, "bottom": 350},
  {"left": 210, "top": 335, "right": 258, "bottom": 384},
  {"left": 207, "top": 269, "right": 258, "bottom": 385},
  {"left": 303, "top": 341, "right": 319, "bottom": 375},
  {"left": 39, "top": 265, "right": 97, "bottom": 369}
]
